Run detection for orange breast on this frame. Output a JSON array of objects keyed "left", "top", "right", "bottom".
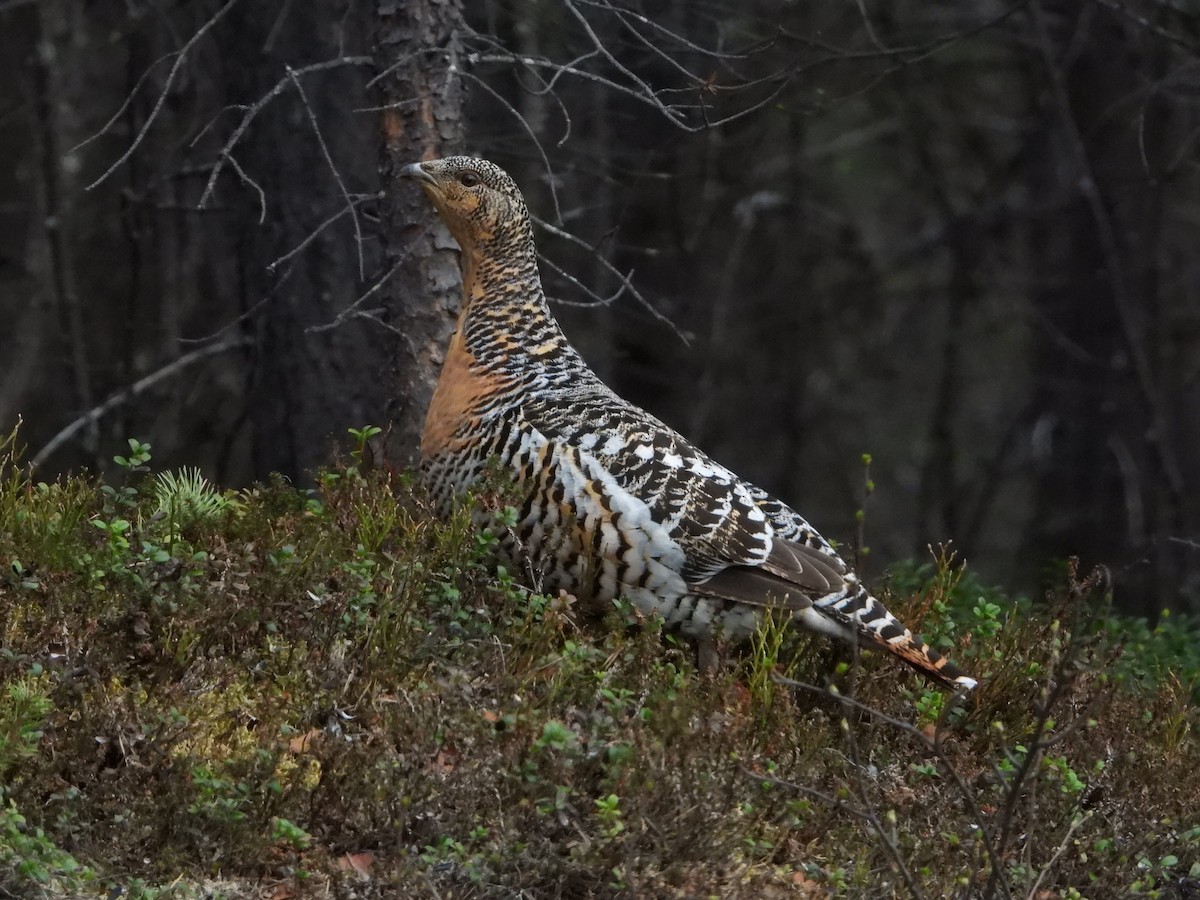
[{"left": 421, "top": 327, "right": 513, "bottom": 459}]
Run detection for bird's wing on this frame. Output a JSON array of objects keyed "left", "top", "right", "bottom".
[
  {"left": 523, "top": 392, "right": 847, "bottom": 611},
  {"left": 520, "top": 393, "right": 977, "bottom": 689}
]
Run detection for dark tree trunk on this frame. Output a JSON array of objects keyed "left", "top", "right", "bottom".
[{"left": 373, "top": 0, "right": 467, "bottom": 466}]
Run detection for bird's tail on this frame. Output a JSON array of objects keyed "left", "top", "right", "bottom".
[{"left": 799, "top": 579, "right": 977, "bottom": 691}]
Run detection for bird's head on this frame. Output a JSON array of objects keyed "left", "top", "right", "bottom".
[{"left": 401, "top": 156, "right": 532, "bottom": 255}]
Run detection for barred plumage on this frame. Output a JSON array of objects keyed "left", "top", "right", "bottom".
[{"left": 403, "top": 156, "right": 976, "bottom": 691}]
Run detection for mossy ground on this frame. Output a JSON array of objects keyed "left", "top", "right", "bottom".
[{"left": 2, "top": 426, "right": 1199, "bottom": 898}]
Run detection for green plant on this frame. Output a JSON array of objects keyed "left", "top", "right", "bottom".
[
  {"left": 348, "top": 425, "right": 383, "bottom": 464},
  {"left": 153, "top": 467, "right": 231, "bottom": 534},
  {"left": 0, "top": 798, "right": 90, "bottom": 888},
  {"left": 747, "top": 609, "right": 789, "bottom": 717},
  {"left": 1043, "top": 754, "right": 1085, "bottom": 795},
  {"left": 0, "top": 677, "right": 91, "bottom": 891},
  {"left": 113, "top": 438, "right": 152, "bottom": 472},
  {"left": 913, "top": 687, "right": 943, "bottom": 726},
  {"left": 0, "top": 676, "right": 51, "bottom": 778},
  {"left": 187, "top": 765, "right": 250, "bottom": 826},
  {"left": 594, "top": 793, "right": 625, "bottom": 838},
  {"left": 270, "top": 816, "right": 312, "bottom": 850}
]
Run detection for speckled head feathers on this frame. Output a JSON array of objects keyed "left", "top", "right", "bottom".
[{"left": 401, "top": 156, "right": 531, "bottom": 253}]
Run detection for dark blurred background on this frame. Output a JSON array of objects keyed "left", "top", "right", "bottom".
[{"left": 2, "top": 0, "right": 1198, "bottom": 615}]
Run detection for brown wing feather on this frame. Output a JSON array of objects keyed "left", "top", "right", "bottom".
[
  {"left": 760, "top": 539, "right": 847, "bottom": 590},
  {"left": 690, "top": 538, "right": 848, "bottom": 610}
]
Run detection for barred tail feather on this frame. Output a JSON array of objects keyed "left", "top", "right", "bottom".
[{"left": 803, "top": 582, "right": 977, "bottom": 691}]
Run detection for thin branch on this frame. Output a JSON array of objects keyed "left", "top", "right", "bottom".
[
  {"left": 776, "top": 674, "right": 1011, "bottom": 898},
  {"left": 458, "top": 70, "right": 564, "bottom": 225},
  {"left": 605, "top": 8, "right": 710, "bottom": 88},
  {"left": 822, "top": 0, "right": 1033, "bottom": 106},
  {"left": 222, "top": 152, "right": 266, "bottom": 224},
  {"left": 841, "top": 708, "right": 926, "bottom": 899},
  {"left": 69, "top": 48, "right": 181, "bottom": 155},
  {"left": 536, "top": 252, "right": 630, "bottom": 308},
  {"left": 467, "top": 52, "right": 692, "bottom": 125},
  {"left": 83, "top": 0, "right": 242, "bottom": 191},
  {"left": 306, "top": 258, "right": 405, "bottom": 336},
  {"left": 564, "top": 0, "right": 667, "bottom": 110},
  {"left": 855, "top": 0, "right": 890, "bottom": 53},
  {"left": 531, "top": 214, "right": 689, "bottom": 345},
  {"left": 179, "top": 261, "right": 301, "bottom": 345},
  {"left": 285, "top": 64, "right": 365, "bottom": 280},
  {"left": 31, "top": 337, "right": 253, "bottom": 469},
  {"left": 742, "top": 767, "right": 875, "bottom": 822},
  {"left": 1025, "top": 812, "right": 1092, "bottom": 900},
  {"left": 366, "top": 46, "right": 450, "bottom": 88},
  {"left": 267, "top": 193, "right": 381, "bottom": 273},
  {"left": 263, "top": 0, "right": 296, "bottom": 53},
  {"left": 1088, "top": 0, "right": 1200, "bottom": 54},
  {"left": 577, "top": 0, "right": 757, "bottom": 61},
  {"left": 196, "top": 56, "right": 374, "bottom": 210}
]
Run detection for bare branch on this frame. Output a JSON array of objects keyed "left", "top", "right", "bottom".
[
  {"left": 582, "top": 0, "right": 757, "bottom": 62},
  {"left": 366, "top": 46, "right": 450, "bottom": 88},
  {"left": 774, "top": 673, "right": 1010, "bottom": 898},
  {"left": 222, "top": 152, "right": 267, "bottom": 224},
  {"left": 285, "top": 64, "right": 366, "bottom": 280},
  {"left": 536, "top": 252, "right": 631, "bottom": 308},
  {"left": 196, "top": 56, "right": 374, "bottom": 210},
  {"left": 267, "top": 192, "right": 381, "bottom": 273},
  {"left": 306, "top": 258, "right": 405, "bottom": 336},
  {"left": 1089, "top": 0, "right": 1200, "bottom": 54},
  {"left": 82, "top": 0, "right": 242, "bottom": 191},
  {"left": 31, "top": 337, "right": 254, "bottom": 469},
  {"left": 458, "top": 70, "right": 564, "bottom": 225},
  {"left": 531, "top": 214, "right": 690, "bottom": 346},
  {"left": 467, "top": 50, "right": 692, "bottom": 126},
  {"left": 1030, "top": 0, "right": 1187, "bottom": 504},
  {"left": 68, "top": 48, "right": 181, "bottom": 155},
  {"left": 741, "top": 766, "right": 876, "bottom": 822},
  {"left": 840, "top": 703, "right": 926, "bottom": 899},
  {"left": 1025, "top": 811, "right": 1092, "bottom": 900},
  {"left": 563, "top": 0, "right": 668, "bottom": 111},
  {"left": 179, "top": 262, "right": 301, "bottom": 346},
  {"left": 600, "top": 8, "right": 710, "bottom": 88}
]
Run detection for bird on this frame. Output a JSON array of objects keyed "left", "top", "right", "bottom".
[{"left": 401, "top": 156, "right": 977, "bottom": 691}]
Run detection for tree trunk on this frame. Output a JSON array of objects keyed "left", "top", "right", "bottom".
[{"left": 373, "top": 0, "right": 466, "bottom": 466}]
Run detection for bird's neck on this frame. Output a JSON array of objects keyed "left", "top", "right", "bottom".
[{"left": 454, "top": 241, "right": 579, "bottom": 377}]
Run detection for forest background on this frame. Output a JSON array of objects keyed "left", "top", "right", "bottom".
[{"left": 2, "top": 0, "right": 1199, "bottom": 616}]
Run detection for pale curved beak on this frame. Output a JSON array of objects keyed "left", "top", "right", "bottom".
[{"left": 400, "top": 162, "right": 438, "bottom": 187}]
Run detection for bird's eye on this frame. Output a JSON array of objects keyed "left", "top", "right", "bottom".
[{"left": 459, "top": 171, "right": 481, "bottom": 188}]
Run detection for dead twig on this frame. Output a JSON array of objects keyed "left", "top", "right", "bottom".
[
  {"left": 32, "top": 337, "right": 254, "bottom": 469},
  {"left": 196, "top": 56, "right": 373, "bottom": 211},
  {"left": 306, "top": 259, "right": 406, "bottom": 337},
  {"left": 82, "top": 0, "right": 243, "bottom": 191},
  {"left": 285, "top": 64, "right": 366, "bottom": 280}
]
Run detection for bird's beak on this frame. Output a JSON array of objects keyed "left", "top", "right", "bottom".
[{"left": 400, "top": 162, "right": 438, "bottom": 188}]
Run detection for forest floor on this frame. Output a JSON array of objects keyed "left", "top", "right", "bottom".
[{"left": 2, "top": 425, "right": 1200, "bottom": 899}]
